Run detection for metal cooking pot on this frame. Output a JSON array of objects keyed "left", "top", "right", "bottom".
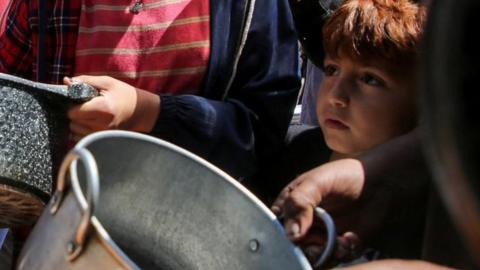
[
  {"left": 0, "top": 73, "right": 97, "bottom": 227},
  {"left": 17, "top": 131, "right": 335, "bottom": 269}
]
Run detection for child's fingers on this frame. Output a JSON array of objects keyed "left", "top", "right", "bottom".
[
  {"left": 271, "top": 176, "right": 306, "bottom": 214},
  {"left": 63, "top": 76, "right": 73, "bottom": 85},
  {"left": 283, "top": 196, "right": 316, "bottom": 240},
  {"left": 69, "top": 122, "right": 94, "bottom": 137},
  {"left": 68, "top": 75, "right": 115, "bottom": 90},
  {"left": 282, "top": 177, "right": 327, "bottom": 240},
  {"left": 335, "top": 231, "right": 362, "bottom": 260},
  {"left": 271, "top": 185, "right": 293, "bottom": 214},
  {"left": 301, "top": 232, "right": 362, "bottom": 266},
  {"left": 284, "top": 218, "right": 302, "bottom": 239},
  {"left": 67, "top": 98, "right": 112, "bottom": 122}
]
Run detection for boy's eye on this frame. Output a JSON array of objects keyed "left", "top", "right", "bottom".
[
  {"left": 323, "top": 64, "right": 339, "bottom": 76},
  {"left": 360, "top": 74, "right": 384, "bottom": 87}
]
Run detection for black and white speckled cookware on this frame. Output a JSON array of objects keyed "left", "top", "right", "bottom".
[{"left": 0, "top": 73, "right": 97, "bottom": 227}]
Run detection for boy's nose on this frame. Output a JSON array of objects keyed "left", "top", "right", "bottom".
[{"left": 328, "top": 79, "right": 349, "bottom": 107}]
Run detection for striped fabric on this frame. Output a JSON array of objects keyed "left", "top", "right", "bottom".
[
  {"left": 74, "top": 0, "right": 210, "bottom": 94},
  {"left": 0, "top": 1, "right": 9, "bottom": 35}
]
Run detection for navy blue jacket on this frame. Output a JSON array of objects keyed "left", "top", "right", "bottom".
[{"left": 155, "top": 0, "right": 301, "bottom": 179}]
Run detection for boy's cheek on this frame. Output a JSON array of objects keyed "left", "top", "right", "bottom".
[{"left": 315, "top": 91, "right": 329, "bottom": 124}]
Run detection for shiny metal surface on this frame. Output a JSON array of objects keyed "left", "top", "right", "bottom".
[
  {"left": 17, "top": 188, "right": 139, "bottom": 270},
  {"left": 19, "top": 143, "right": 139, "bottom": 270},
  {"left": 312, "top": 207, "right": 335, "bottom": 268},
  {"left": 53, "top": 148, "right": 100, "bottom": 261},
  {"left": 19, "top": 131, "right": 312, "bottom": 269}
]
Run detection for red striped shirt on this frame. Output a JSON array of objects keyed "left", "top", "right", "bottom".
[{"left": 74, "top": 0, "right": 210, "bottom": 94}]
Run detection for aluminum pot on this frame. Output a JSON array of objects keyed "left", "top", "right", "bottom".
[
  {"left": 0, "top": 73, "right": 97, "bottom": 227},
  {"left": 17, "top": 131, "right": 335, "bottom": 269}
]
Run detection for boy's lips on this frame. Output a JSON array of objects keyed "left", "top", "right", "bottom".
[{"left": 324, "top": 118, "right": 349, "bottom": 130}]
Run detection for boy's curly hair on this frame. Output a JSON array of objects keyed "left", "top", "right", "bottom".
[{"left": 323, "top": 0, "right": 427, "bottom": 69}]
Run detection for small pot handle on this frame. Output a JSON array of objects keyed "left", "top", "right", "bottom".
[
  {"left": 50, "top": 147, "right": 100, "bottom": 261},
  {"left": 0, "top": 72, "right": 98, "bottom": 102},
  {"left": 310, "top": 207, "right": 336, "bottom": 268}
]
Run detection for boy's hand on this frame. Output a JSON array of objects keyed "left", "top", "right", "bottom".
[
  {"left": 300, "top": 230, "right": 362, "bottom": 267},
  {"left": 272, "top": 130, "right": 427, "bottom": 267},
  {"left": 65, "top": 76, "right": 161, "bottom": 141},
  {"left": 272, "top": 158, "right": 365, "bottom": 240},
  {"left": 271, "top": 158, "right": 393, "bottom": 260}
]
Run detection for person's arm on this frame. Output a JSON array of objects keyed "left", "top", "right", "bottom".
[
  {"left": 0, "top": 0, "right": 33, "bottom": 78},
  {"left": 341, "top": 259, "right": 455, "bottom": 270},
  {"left": 272, "top": 128, "right": 430, "bottom": 241}
]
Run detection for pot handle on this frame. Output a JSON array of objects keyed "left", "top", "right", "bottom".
[
  {"left": 50, "top": 147, "right": 100, "bottom": 261},
  {"left": 310, "top": 207, "right": 336, "bottom": 268},
  {"left": 0, "top": 72, "right": 98, "bottom": 102}
]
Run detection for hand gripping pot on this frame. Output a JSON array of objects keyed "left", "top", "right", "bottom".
[
  {"left": 17, "top": 131, "right": 336, "bottom": 270},
  {"left": 0, "top": 73, "right": 98, "bottom": 227}
]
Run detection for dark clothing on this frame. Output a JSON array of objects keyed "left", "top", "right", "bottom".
[
  {"left": 248, "top": 126, "right": 331, "bottom": 205},
  {"left": 422, "top": 192, "right": 478, "bottom": 269},
  {"left": 0, "top": 0, "right": 301, "bottom": 180}
]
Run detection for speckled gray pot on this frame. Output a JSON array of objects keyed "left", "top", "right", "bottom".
[{"left": 0, "top": 73, "right": 97, "bottom": 202}]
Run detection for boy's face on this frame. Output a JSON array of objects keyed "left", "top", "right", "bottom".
[{"left": 316, "top": 54, "right": 417, "bottom": 156}]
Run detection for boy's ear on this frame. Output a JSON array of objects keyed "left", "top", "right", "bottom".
[{"left": 289, "top": 0, "right": 343, "bottom": 68}]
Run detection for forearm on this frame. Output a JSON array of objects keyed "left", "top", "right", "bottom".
[
  {"left": 341, "top": 259, "right": 455, "bottom": 270},
  {"left": 130, "top": 88, "right": 161, "bottom": 133},
  {"left": 359, "top": 127, "right": 431, "bottom": 199},
  {"left": 350, "top": 127, "right": 431, "bottom": 256}
]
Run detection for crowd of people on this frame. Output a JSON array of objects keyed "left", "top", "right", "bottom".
[{"left": 0, "top": 0, "right": 477, "bottom": 269}]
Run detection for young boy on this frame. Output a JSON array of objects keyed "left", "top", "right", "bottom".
[
  {"left": 265, "top": 0, "right": 428, "bottom": 266},
  {"left": 317, "top": 0, "right": 421, "bottom": 160}
]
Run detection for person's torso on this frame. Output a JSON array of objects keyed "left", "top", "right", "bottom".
[
  {"left": 74, "top": 0, "right": 211, "bottom": 94},
  {"left": 22, "top": 0, "right": 284, "bottom": 101}
]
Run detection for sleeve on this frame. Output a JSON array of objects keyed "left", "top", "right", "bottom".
[
  {"left": 0, "top": 0, "right": 33, "bottom": 78},
  {"left": 152, "top": 0, "right": 301, "bottom": 180}
]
